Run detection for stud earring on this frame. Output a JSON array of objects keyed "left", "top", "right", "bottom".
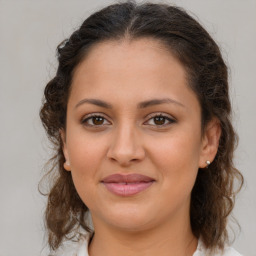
[{"left": 205, "top": 160, "right": 211, "bottom": 168}]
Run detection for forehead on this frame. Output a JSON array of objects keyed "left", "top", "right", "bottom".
[
  {"left": 71, "top": 38, "right": 188, "bottom": 91},
  {"left": 81, "top": 37, "right": 172, "bottom": 64},
  {"left": 69, "top": 38, "right": 200, "bottom": 114}
]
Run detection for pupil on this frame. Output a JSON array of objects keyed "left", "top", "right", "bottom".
[
  {"left": 93, "top": 116, "right": 104, "bottom": 125},
  {"left": 154, "top": 116, "right": 165, "bottom": 125}
]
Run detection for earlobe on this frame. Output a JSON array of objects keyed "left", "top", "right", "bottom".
[
  {"left": 59, "top": 129, "right": 71, "bottom": 171},
  {"left": 63, "top": 160, "right": 71, "bottom": 171},
  {"left": 199, "top": 118, "right": 221, "bottom": 168}
]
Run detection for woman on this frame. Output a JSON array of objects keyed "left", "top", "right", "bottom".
[{"left": 40, "top": 1, "right": 244, "bottom": 255}]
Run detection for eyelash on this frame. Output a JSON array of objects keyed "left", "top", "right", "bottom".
[{"left": 81, "top": 112, "right": 176, "bottom": 128}]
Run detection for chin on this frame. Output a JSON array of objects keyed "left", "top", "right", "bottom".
[{"left": 98, "top": 204, "right": 157, "bottom": 232}]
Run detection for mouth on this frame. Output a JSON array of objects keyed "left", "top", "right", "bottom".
[{"left": 101, "top": 173, "right": 155, "bottom": 196}]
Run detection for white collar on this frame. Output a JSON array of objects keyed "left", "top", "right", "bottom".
[{"left": 54, "top": 233, "right": 242, "bottom": 256}]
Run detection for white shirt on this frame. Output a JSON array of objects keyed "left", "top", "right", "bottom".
[{"left": 53, "top": 233, "right": 242, "bottom": 256}]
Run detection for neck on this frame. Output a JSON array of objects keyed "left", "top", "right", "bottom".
[{"left": 88, "top": 214, "right": 198, "bottom": 256}]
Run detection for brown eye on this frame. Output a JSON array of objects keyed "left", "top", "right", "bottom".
[
  {"left": 153, "top": 116, "right": 166, "bottom": 125},
  {"left": 81, "top": 114, "right": 111, "bottom": 127},
  {"left": 145, "top": 113, "right": 176, "bottom": 127},
  {"left": 92, "top": 116, "right": 104, "bottom": 125}
]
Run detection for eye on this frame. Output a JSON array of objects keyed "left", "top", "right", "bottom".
[
  {"left": 145, "top": 113, "right": 176, "bottom": 127},
  {"left": 81, "top": 114, "right": 111, "bottom": 127}
]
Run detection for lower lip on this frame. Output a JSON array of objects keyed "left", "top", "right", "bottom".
[{"left": 102, "top": 181, "right": 154, "bottom": 196}]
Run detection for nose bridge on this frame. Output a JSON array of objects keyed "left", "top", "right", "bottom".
[{"left": 107, "top": 121, "right": 145, "bottom": 165}]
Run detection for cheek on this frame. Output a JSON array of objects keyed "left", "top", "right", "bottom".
[
  {"left": 147, "top": 131, "right": 201, "bottom": 191},
  {"left": 66, "top": 133, "right": 108, "bottom": 199},
  {"left": 150, "top": 131, "right": 201, "bottom": 166},
  {"left": 68, "top": 131, "right": 106, "bottom": 171}
]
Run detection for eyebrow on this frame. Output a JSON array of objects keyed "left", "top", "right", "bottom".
[{"left": 75, "top": 98, "right": 185, "bottom": 109}]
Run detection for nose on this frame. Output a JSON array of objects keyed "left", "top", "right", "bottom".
[{"left": 107, "top": 124, "right": 145, "bottom": 167}]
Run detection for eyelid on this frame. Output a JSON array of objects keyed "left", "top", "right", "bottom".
[
  {"left": 144, "top": 112, "right": 176, "bottom": 126},
  {"left": 81, "top": 112, "right": 112, "bottom": 126},
  {"left": 80, "top": 112, "right": 176, "bottom": 128}
]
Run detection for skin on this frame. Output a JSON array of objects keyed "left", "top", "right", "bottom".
[{"left": 61, "top": 38, "right": 221, "bottom": 256}]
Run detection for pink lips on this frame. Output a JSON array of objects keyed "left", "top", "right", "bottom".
[{"left": 101, "top": 174, "right": 155, "bottom": 196}]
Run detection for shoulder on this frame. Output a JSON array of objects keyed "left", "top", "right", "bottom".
[
  {"left": 194, "top": 238, "right": 243, "bottom": 256},
  {"left": 221, "top": 246, "right": 243, "bottom": 256}
]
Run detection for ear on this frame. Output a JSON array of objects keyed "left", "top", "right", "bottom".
[
  {"left": 198, "top": 117, "right": 221, "bottom": 168},
  {"left": 60, "top": 129, "right": 71, "bottom": 171}
]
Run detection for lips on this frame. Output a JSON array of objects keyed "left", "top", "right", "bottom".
[{"left": 101, "top": 174, "right": 155, "bottom": 196}]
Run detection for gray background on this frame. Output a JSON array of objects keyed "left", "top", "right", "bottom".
[{"left": 0, "top": 0, "right": 255, "bottom": 255}]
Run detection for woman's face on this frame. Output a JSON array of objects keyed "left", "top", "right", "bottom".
[{"left": 62, "top": 38, "right": 216, "bottom": 232}]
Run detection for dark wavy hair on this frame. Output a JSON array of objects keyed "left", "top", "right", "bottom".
[{"left": 40, "top": 0, "right": 243, "bottom": 252}]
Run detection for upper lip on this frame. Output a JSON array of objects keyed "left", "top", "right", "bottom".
[{"left": 101, "top": 174, "right": 155, "bottom": 183}]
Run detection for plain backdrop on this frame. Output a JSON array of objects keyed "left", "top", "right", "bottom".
[{"left": 0, "top": 0, "right": 255, "bottom": 255}]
